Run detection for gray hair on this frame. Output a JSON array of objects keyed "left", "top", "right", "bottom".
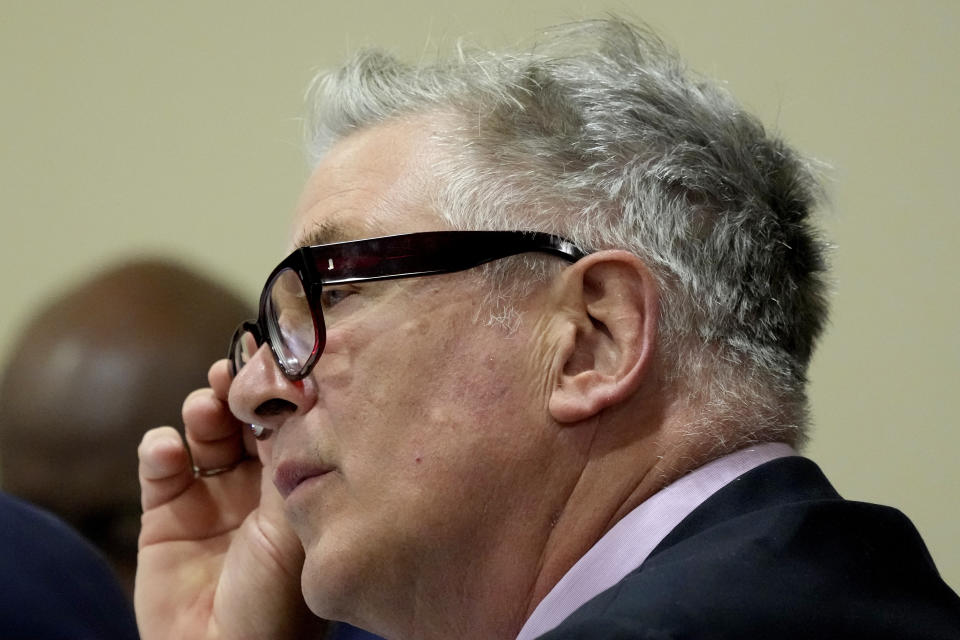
[{"left": 304, "top": 18, "right": 830, "bottom": 451}]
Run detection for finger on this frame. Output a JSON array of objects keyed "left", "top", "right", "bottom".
[
  {"left": 138, "top": 427, "right": 192, "bottom": 511},
  {"left": 183, "top": 387, "right": 246, "bottom": 472},
  {"left": 211, "top": 357, "right": 264, "bottom": 457},
  {"left": 208, "top": 358, "right": 233, "bottom": 400}
]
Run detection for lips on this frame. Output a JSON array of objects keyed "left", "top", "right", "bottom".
[{"left": 273, "top": 460, "right": 334, "bottom": 499}]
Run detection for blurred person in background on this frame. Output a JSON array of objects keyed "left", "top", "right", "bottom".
[
  {"left": 0, "top": 258, "right": 251, "bottom": 595},
  {"left": 0, "top": 489, "right": 139, "bottom": 638}
]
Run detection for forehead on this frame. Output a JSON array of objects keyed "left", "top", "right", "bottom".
[{"left": 291, "top": 118, "right": 448, "bottom": 249}]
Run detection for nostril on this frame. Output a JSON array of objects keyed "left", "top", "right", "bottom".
[{"left": 255, "top": 398, "right": 298, "bottom": 417}]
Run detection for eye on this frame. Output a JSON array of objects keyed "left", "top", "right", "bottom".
[{"left": 319, "top": 286, "right": 357, "bottom": 311}]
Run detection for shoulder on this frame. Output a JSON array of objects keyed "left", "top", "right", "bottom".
[
  {"left": 0, "top": 492, "right": 140, "bottom": 639},
  {"left": 540, "top": 457, "right": 960, "bottom": 639}
]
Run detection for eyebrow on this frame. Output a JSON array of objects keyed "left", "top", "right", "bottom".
[{"left": 292, "top": 221, "right": 356, "bottom": 249}]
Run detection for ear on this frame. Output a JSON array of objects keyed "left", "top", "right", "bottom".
[{"left": 548, "top": 250, "right": 659, "bottom": 424}]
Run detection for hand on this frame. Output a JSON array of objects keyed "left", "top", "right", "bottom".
[{"left": 136, "top": 359, "right": 326, "bottom": 639}]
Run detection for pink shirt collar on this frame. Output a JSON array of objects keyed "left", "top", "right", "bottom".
[{"left": 516, "top": 442, "right": 797, "bottom": 640}]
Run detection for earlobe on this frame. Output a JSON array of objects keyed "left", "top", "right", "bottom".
[{"left": 548, "top": 251, "right": 658, "bottom": 424}]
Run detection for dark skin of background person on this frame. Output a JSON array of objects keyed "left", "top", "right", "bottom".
[{"left": 0, "top": 258, "right": 252, "bottom": 595}]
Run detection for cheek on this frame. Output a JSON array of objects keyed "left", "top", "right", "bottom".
[
  {"left": 296, "top": 314, "right": 554, "bottom": 604},
  {"left": 317, "top": 289, "right": 545, "bottom": 476}
]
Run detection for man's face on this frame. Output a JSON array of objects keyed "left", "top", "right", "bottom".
[{"left": 228, "top": 119, "right": 570, "bottom": 630}]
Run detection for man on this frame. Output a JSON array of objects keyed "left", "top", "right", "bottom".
[{"left": 135, "top": 18, "right": 960, "bottom": 639}]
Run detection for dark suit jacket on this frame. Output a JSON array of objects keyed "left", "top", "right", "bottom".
[
  {"left": 0, "top": 492, "right": 139, "bottom": 639},
  {"left": 539, "top": 457, "right": 960, "bottom": 639}
]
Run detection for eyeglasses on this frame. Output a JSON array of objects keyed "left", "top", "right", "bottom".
[{"left": 228, "top": 230, "right": 586, "bottom": 381}]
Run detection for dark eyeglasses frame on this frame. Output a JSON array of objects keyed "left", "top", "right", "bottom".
[{"left": 229, "top": 230, "right": 587, "bottom": 381}]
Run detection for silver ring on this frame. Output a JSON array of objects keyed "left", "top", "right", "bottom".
[
  {"left": 192, "top": 462, "right": 240, "bottom": 478},
  {"left": 250, "top": 424, "right": 272, "bottom": 440}
]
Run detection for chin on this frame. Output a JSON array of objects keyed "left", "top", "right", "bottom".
[
  {"left": 301, "top": 543, "right": 347, "bottom": 616},
  {"left": 299, "top": 528, "right": 370, "bottom": 623}
]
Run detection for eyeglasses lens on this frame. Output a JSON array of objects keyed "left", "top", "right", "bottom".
[
  {"left": 233, "top": 328, "right": 259, "bottom": 373},
  {"left": 266, "top": 268, "right": 317, "bottom": 376}
]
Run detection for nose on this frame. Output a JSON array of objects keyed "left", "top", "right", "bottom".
[{"left": 227, "top": 342, "right": 316, "bottom": 431}]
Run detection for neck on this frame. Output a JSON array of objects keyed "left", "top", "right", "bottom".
[
  {"left": 519, "top": 396, "right": 703, "bottom": 626},
  {"left": 369, "top": 402, "right": 696, "bottom": 640}
]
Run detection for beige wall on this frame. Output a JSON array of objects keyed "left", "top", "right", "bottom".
[{"left": 2, "top": 1, "right": 958, "bottom": 589}]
